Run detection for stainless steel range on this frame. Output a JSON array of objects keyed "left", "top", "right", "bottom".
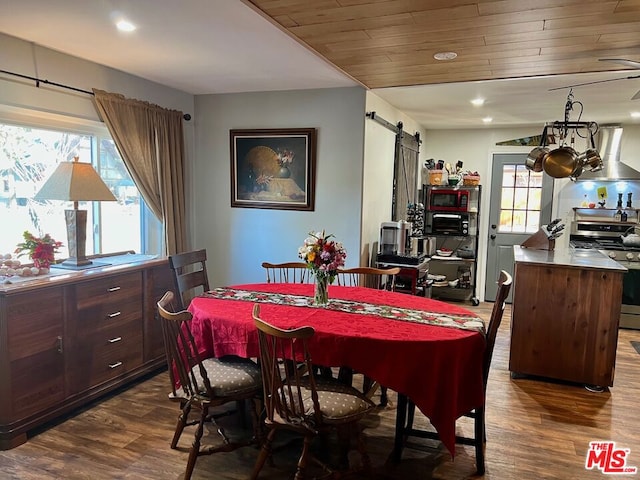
[{"left": 570, "top": 220, "right": 640, "bottom": 329}]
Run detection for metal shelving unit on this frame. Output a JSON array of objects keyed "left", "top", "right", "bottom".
[{"left": 423, "top": 184, "right": 481, "bottom": 306}]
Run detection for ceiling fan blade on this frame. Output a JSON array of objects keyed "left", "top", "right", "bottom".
[
  {"left": 599, "top": 58, "right": 640, "bottom": 69},
  {"left": 548, "top": 77, "right": 626, "bottom": 91},
  {"left": 549, "top": 74, "right": 640, "bottom": 92}
]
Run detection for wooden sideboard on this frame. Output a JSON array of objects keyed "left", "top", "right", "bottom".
[
  {"left": 0, "top": 254, "right": 173, "bottom": 449},
  {"left": 509, "top": 246, "right": 626, "bottom": 388}
]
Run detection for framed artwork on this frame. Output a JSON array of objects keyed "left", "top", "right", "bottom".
[{"left": 230, "top": 128, "right": 317, "bottom": 210}]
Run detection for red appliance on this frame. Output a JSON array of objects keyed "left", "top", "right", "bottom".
[{"left": 427, "top": 188, "right": 469, "bottom": 212}]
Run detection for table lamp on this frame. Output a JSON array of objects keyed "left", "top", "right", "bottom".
[{"left": 34, "top": 156, "right": 117, "bottom": 268}]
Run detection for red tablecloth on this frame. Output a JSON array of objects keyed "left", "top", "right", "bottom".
[{"left": 187, "top": 283, "right": 485, "bottom": 455}]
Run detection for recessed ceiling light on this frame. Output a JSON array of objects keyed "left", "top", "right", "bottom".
[
  {"left": 471, "top": 98, "right": 485, "bottom": 107},
  {"left": 482, "top": 117, "right": 493, "bottom": 124},
  {"left": 433, "top": 51, "right": 457, "bottom": 61},
  {"left": 631, "top": 111, "right": 640, "bottom": 118},
  {"left": 116, "top": 19, "right": 136, "bottom": 32}
]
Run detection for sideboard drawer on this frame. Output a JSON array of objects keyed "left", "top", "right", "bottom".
[
  {"left": 68, "top": 322, "right": 143, "bottom": 392},
  {"left": 74, "top": 272, "right": 143, "bottom": 334},
  {"left": 75, "top": 272, "right": 142, "bottom": 308}
]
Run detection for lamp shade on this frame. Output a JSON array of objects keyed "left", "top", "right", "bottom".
[{"left": 34, "top": 158, "right": 116, "bottom": 202}]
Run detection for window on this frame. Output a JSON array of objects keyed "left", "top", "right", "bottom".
[
  {"left": 0, "top": 118, "right": 161, "bottom": 260},
  {"left": 498, "top": 164, "right": 544, "bottom": 234}
]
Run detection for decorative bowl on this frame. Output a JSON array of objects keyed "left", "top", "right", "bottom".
[{"left": 436, "top": 249, "right": 453, "bottom": 257}]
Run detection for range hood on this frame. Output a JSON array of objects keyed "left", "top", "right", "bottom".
[{"left": 577, "top": 125, "right": 640, "bottom": 181}]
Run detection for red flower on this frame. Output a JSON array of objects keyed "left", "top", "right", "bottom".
[{"left": 14, "top": 231, "right": 62, "bottom": 268}]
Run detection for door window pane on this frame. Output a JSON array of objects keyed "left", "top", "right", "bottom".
[
  {"left": 512, "top": 211, "right": 527, "bottom": 233},
  {"left": 502, "top": 166, "right": 516, "bottom": 187},
  {"left": 527, "top": 188, "right": 542, "bottom": 210},
  {"left": 500, "top": 188, "right": 514, "bottom": 209},
  {"left": 513, "top": 188, "right": 529, "bottom": 209},
  {"left": 499, "top": 210, "right": 513, "bottom": 231}
]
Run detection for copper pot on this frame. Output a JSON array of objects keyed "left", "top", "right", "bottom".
[
  {"left": 543, "top": 146, "right": 578, "bottom": 178},
  {"left": 525, "top": 146, "right": 549, "bottom": 172}
]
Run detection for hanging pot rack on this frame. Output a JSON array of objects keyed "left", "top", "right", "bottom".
[
  {"left": 539, "top": 121, "right": 599, "bottom": 148},
  {"left": 527, "top": 91, "right": 603, "bottom": 179}
]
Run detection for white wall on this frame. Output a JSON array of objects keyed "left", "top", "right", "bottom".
[
  {"left": 362, "top": 92, "right": 427, "bottom": 266},
  {"left": 0, "top": 33, "right": 194, "bottom": 126},
  {"left": 193, "top": 87, "right": 367, "bottom": 287}
]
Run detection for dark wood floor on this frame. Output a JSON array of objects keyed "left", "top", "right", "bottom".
[{"left": 2, "top": 303, "right": 640, "bottom": 479}]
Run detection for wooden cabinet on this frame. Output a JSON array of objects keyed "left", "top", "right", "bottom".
[
  {"left": 3, "top": 288, "right": 65, "bottom": 423},
  {"left": 509, "top": 247, "right": 625, "bottom": 388},
  {"left": 0, "top": 255, "right": 172, "bottom": 449}
]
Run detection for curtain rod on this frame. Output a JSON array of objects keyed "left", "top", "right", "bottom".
[{"left": 0, "top": 68, "right": 192, "bottom": 121}]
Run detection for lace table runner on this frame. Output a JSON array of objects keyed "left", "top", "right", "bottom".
[{"left": 202, "top": 287, "right": 485, "bottom": 334}]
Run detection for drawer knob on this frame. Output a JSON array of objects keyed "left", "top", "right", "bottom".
[
  {"left": 107, "top": 311, "right": 122, "bottom": 318},
  {"left": 107, "top": 286, "right": 122, "bottom": 292},
  {"left": 109, "top": 361, "right": 123, "bottom": 369},
  {"left": 108, "top": 336, "right": 122, "bottom": 344}
]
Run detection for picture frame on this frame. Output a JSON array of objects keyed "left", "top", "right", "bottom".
[{"left": 230, "top": 128, "right": 317, "bottom": 211}]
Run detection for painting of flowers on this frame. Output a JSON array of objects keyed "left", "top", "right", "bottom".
[{"left": 230, "top": 128, "right": 316, "bottom": 211}]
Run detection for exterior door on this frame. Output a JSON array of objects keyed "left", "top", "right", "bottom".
[{"left": 485, "top": 153, "right": 553, "bottom": 301}]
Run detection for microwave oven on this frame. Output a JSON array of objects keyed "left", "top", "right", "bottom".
[
  {"left": 427, "top": 188, "right": 469, "bottom": 212},
  {"left": 425, "top": 212, "right": 470, "bottom": 236}
]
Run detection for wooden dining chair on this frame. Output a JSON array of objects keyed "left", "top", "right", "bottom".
[
  {"left": 392, "top": 270, "right": 512, "bottom": 475},
  {"left": 156, "top": 291, "right": 263, "bottom": 480},
  {"left": 168, "top": 249, "right": 210, "bottom": 309},
  {"left": 336, "top": 266, "right": 401, "bottom": 290},
  {"left": 261, "top": 261, "right": 312, "bottom": 283},
  {"left": 336, "top": 266, "right": 401, "bottom": 405},
  {"left": 250, "top": 304, "right": 375, "bottom": 480}
]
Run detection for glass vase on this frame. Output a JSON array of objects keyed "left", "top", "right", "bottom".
[{"left": 314, "top": 275, "right": 329, "bottom": 306}]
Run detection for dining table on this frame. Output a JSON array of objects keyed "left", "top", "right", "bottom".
[{"left": 186, "top": 282, "right": 486, "bottom": 457}]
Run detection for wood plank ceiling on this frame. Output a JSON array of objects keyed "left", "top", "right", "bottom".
[{"left": 246, "top": 0, "right": 640, "bottom": 89}]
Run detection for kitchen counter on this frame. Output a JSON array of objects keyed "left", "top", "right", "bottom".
[
  {"left": 510, "top": 245, "right": 624, "bottom": 388},
  {"left": 513, "top": 245, "right": 627, "bottom": 271}
]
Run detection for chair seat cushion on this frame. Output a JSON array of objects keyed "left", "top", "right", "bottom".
[
  {"left": 285, "top": 377, "right": 374, "bottom": 424},
  {"left": 192, "top": 356, "right": 261, "bottom": 397}
]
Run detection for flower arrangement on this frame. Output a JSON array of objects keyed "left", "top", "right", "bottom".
[
  {"left": 298, "top": 230, "right": 347, "bottom": 305},
  {"left": 14, "top": 231, "right": 63, "bottom": 270},
  {"left": 276, "top": 148, "right": 295, "bottom": 167},
  {"left": 299, "top": 230, "right": 347, "bottom": 280}
]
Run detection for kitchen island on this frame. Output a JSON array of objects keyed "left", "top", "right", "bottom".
[{"left": 510, "top": 246, "right": 626, "bottom": 388}]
